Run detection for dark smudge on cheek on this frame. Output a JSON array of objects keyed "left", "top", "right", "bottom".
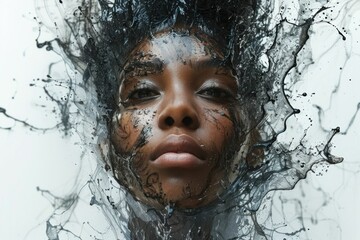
[
  {"left": 202, "top": 105, "right": 246, "bottom": 142},
  {"left": 202, "top": 108, "right": 232, "bottom": 131},
  {"left": 201, "top": 106, "right": 242, "bottom": 167},
  {"left": 109, "top": 105, "right": 159, "bottom": 197}
]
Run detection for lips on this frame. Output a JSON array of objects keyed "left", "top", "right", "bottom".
[{"left": 150, "top": 134, "right": 206, "bottom": 168}]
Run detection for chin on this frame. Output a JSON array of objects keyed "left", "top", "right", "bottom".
[
  {"left": 164, "top": 189, "right": 221, "bottom": 209},
  {"left": 159, "top": 176, "right": 224, "bottom": 209}
]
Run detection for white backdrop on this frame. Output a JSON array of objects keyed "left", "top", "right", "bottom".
[{"left": 0, "top": 1, "right": 359, "bottom": 239}]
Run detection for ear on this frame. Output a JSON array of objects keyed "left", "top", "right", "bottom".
[
  {"left": 227, "top": 106, "right": 254, "bottom": 183},
  {"left": 98, "top": 138, "right": 113, "bottom": 172},
  {"left": 239, "top": 103, "right": 264, "bottom": 169},
  {"left": 230, "top": 108, "right": 264, "bottom": 176},
  {"left": 245, "top": 130, "right": 264, "bottom": 169}
]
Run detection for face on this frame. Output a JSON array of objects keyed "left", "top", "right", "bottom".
[{"left": 110, "top": 30, "right": 249, "bottom": 209}]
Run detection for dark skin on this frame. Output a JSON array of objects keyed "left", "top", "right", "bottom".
[{"left": 110, "top": 30, "right": 252, "bottom": 209}]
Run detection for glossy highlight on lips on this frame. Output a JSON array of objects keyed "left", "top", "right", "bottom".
[
  {"left": 152, "top": 153, "right": 204, "bottom": 169},
  {"left": 150, "top": 134, "right": 206, "bottom": 168}
]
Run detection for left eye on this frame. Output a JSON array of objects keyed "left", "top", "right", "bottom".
[{"left": 197, "top": 87, "right": 232, "bottom": 99}]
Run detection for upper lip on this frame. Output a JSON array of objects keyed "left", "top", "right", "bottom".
[{"left": 150, "top": 134, "right": 206, "bottom": 161}]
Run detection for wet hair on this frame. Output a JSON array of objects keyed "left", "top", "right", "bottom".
[{"left": 82, "top": 0, "right": 265, "bottom": 125}]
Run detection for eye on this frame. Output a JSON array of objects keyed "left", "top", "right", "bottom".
[
  {"left": 128, "top": 88, "right": 160, "bottom": 101},
  {"left": 197, "top": 87, "right": 234, "bottom": 100},
  {"left": 120, "top": 80, "right": 160, "bottom": 107}
]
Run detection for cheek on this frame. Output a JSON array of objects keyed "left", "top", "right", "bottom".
[
  {"left": 203, "top": 107, "right": 235, "bottom": 139},
  {"left": 111, "top": 111, "right": 137, "bottom": 153},
  {"left": 201, "top": 107, "right": 241, "bottom": 165},
  {"left": 111, "top": 109, "right": 156, "bottom": 153}
]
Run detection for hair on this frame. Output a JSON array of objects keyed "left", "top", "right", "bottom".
[{"left": 81, "top": 0, "right": 267, "bottom": 129}]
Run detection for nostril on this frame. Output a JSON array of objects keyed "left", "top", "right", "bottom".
[
  {"left": 165, "top": 116, "right": 175, "bottom": 126},
  {"left": 182, "top": 116, "right": 193, "bottom": 126}
]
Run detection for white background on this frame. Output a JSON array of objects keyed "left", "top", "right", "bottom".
[{"left": 0, "top": 1, "right": 359, "bottom": 239}]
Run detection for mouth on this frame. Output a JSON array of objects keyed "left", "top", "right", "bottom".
[{"left": 150, "top": 134, "right": 206, "bottom": 168}]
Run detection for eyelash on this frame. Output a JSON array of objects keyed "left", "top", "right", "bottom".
[
  {"left": 197, "top": 87, "right": 234, "bottom": 100},
  {"left": 122, "top": 85, "right": 234, "bottom": 105},
  {"left": 127, "top": 87, "right": 160, "bottom": 101}
]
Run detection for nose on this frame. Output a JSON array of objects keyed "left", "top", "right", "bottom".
[{"left": 158, "top": 93, "right": 200, "bottom": 130}]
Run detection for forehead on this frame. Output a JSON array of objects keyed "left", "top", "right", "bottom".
[{"left": 130, "top": 31, "right": 223, "bottom": 63}]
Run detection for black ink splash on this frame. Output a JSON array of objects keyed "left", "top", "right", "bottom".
[{"left": 25, "top": 0, "right": 360, "bottom": 239}]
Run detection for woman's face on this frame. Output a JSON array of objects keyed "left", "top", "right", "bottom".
[{"left": 111, "top": 31, "right": 246, "bottom": 209}]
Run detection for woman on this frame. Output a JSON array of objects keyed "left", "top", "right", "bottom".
[
  {"left": 81, "top": 2, "right": 267, "bottom": 238},
  {"left": 39, "top": 0, "right": 342, "bottom": 239}
]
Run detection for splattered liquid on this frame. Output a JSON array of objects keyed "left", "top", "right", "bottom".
[{"left": 5, "top": 0, "right": 356, "bottom": 239}]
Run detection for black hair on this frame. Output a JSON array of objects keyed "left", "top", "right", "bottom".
[{"left": 82, "top": 0, "right": 264, "bottom": 124}]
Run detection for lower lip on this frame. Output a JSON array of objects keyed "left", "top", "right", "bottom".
[{"left": 152, "top": 153, "right": 204, "bottom": 168}]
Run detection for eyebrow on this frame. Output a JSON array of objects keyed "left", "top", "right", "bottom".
[
  {"left": 189, "top": 57, "right": 224, "bottom": 68},
  {"left": 188, "top": 57, "right": 233, "bottom": 75},
  {"left": 123, "top": 57, "right": 164, "bottom": 78},
  {"left": 123, "top": 56, "right": 232, "bottom": 83}
]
